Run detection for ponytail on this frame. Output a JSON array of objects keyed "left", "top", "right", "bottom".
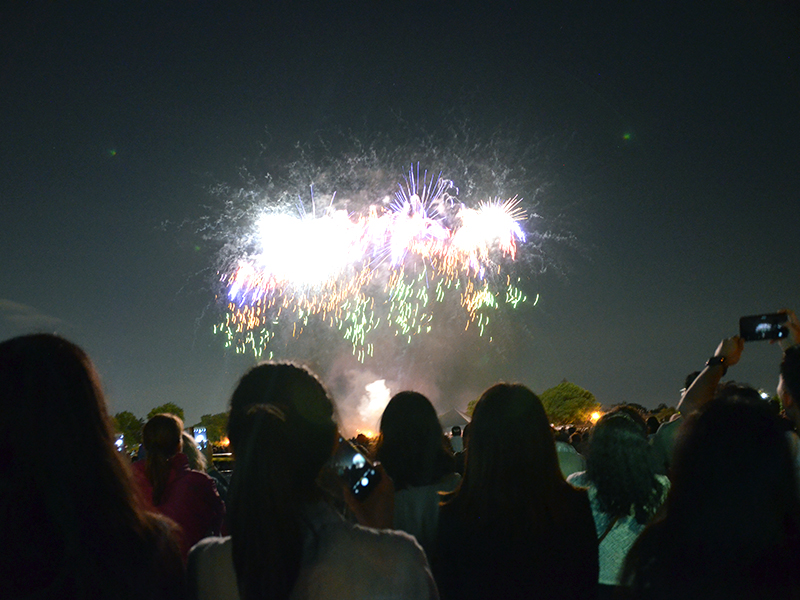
[
  {"left": 226, "top": 362, "right": 338, "bottom": 600},
  {"left": 230, "top": 406, "right": 305, "bottom": 600}
]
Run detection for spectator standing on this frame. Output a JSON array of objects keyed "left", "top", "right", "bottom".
[
  {"left": 622, "top": 395, "right": 800, "bottom": 599},
  {"left": 567, "top": 407, "right": 669, "bottom": 598},
  {"left": 449, "top": 426, "right": 464, "bottom": 453},
  {"left": 375, "top": 391, "right": 460, "bottom": 558},
  {"left": 0, "top": 334, "right": 185, "bottom": 599},
  {"left": 434, "top": 383, "right": 598, "bottom": 600},
  {"left": 188, "top": 362, "right": 438, "bottom": 600},
  {"left": 781, "top": 345, "right": 800, "bottom": 469},
  {"left": 675, "top": 309, "right": 800, "bottom": 476},
  {"left": 133, "top": 414, "right": 225, "bottom": 560}
]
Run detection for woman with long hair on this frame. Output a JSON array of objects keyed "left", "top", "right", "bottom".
[
  {"left": 621, "top": 393, "right": 800, "bottom": 599},
  {"left": 434, "top": 383, "right": 598, "bottom": 600},
  {"left": 188, "top": 362, "right": 438, "bottom": 600},
  {"left": 132, "top": 413, "right": 225, "bottom": 559},
  {"left": 0, "top": 334, "right": 185, "bottom": 599},
  {"left": 566, "top": 407, "right": 668, "bottom": 597},
  {"left": 375, "top": 391, "right": 460, "bottom": 557}
]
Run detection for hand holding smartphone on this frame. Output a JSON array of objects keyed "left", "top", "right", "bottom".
[
  {"left": 329, "top": 437, "right": 382, "bottom": 500},
  {"left": 739, "top": 313, "right": 789, "bottom": 342}
]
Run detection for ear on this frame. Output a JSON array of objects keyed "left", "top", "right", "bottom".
[
  {"left": 783, "top": 392, "right": 800, "bottom": 425},
  {"left": 779, "top": 375, "right": 796, "bottom": 410}
]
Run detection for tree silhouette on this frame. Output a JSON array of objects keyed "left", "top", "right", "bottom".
[
  {"left": 199, "top": 412, "right": 229, "bottom": 443},
  {"left": 113, "top": 411, "right": 144, "bottom": 446},
  {"left": 147, "top": 402, "right": 185, "bottom": 423},
  {"left": 539, "top": 380, "right": 601, "bottom": 426}
]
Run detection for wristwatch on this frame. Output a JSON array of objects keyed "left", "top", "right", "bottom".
[{"left": 705, "top": 355, "right": 728, "bottom": 375}]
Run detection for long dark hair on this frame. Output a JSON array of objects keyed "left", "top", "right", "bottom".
[
  {"left": 375, "top": 391, "right": 454, "bottom": 490},
  {"left": 441, "top": 383, "right": 566, "bottom": 525},
  {"left": 143, "top": 413, "right": 183, "bottom": 505},
  {"left": 0, "top": 334, "right": 183, "bottom": 599},
  {"left": 227, "top": 363, "right": 338, "bottom": 600},
  {"left": 586, "top": 406, "right": 664, "bottom": 523},
  {"left": 622, "top": 396, "right": 800, "bottom": 599}
]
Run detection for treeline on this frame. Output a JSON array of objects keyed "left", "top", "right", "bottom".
[
  {"left": 113, "top": 402, "right": 228, "bottom": 447},
  {"left": 467, "top": 380, "right": 677, "bottom": 426}
]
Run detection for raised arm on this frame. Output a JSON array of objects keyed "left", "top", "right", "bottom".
[{"left": 677, "top": 336, "right": 744, "bottom": 417}]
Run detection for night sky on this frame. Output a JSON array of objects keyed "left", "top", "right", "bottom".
[{"left": 2, "top": 1, "right": 799, "bottom": 431}]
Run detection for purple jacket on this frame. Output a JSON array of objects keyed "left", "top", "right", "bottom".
[{"left": 133, "top": 452, "right": 225, "bottom": 560}]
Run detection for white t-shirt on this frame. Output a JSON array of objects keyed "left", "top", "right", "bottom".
[
  {"left": 188, "top": 502, "right": 439, "bottom": 600},
  {"left": 393, "top": 472, "right": 460, "bottom": 557}
]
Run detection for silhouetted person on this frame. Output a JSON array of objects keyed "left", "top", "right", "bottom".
[
  {"left": 651, "top": 370, "right": 702, "bottom": 475},
  {"left": 622, "top": 395, "right": 800, "bottom": 599},
  {"left": 567, "top": 407, "right": 669, "bottom": 598},
  {"left": 449, "top": 426, "right": 463, "bottom": 453},
  {"left": 0, "top": 334, "right": 185, "bottom": 599},
  {"left": 375, "top": 391, "right": 460, "bottom": 557},
  {"left": 435, "top": 383, "right": 598, "bottom": 600},
  {"left": 133, "top": 413, "right": 224, "bottom": 560},
  {"left": 188, "top": 362, "right": 438, "bottom": 600}
]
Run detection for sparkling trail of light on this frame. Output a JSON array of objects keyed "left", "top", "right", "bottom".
[{"left": 216, "top": 166, "right": 533, "bottom": 360}]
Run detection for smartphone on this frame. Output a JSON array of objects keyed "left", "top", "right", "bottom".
[
  {"left": 739, "top": 313, "right": 789, "bottom": 342},
  {"left": 193, "top": 426, "right": 208, "bottom": 449},
  {"left": 329, "top": 437, "right": 381, "bottom": 500}
]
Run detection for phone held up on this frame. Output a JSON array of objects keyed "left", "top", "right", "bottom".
[
  {"left": 739, "top": 313, "right": 789, "bottom": 342},
  {"left": 329, "top": 437, "right": 382, "bottom": 501}
]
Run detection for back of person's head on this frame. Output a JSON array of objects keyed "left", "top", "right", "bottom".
[
  {"left": 452, "top": 425, "right": 461, "bottom": 437},
  {"left": 143, "top": 413, "right": 183, "bottom": 505},
  {"left": 646, "top": 415, "right": 660, "bottom": 435},
  {"left": 781, "top": 346, "right": 800, "bottom": 402},
  {"left": 669, "top": 393, "right": 798, "bottom": 540},
  {"left": 182, "top": 431, "right": 207, "bottom": 472},
  {"left": 1, "top": 334, "right": 117, "bottom": 480},
  {"left": 446, "top": 383, "right": 563, "bottom": 522},
  {"left": 227, "top": 362, "right": 337, "bottom": 600},
  {"left": 144, "top": 413, "right": 183, "bottom": 456},
  {"left": 376, "top": 391, "right": 454, "bottom": 490},
  {"left": 228, "top": 361, "right": 335, "bottom": 452},
  {"left": 623, "top": 395, "right": 800, "bottom": 599},
  {"left": 0, "top": 334, "right": 181, "bottom": 598},
  {"left": 586, "top": 406, "right": 664, "bottom": 523},
  {"left": 683, "top": 370, "right": 702, "bottom": 392},
  {"left": 714, "top": 380, "right": 763, "bottom": 404}
]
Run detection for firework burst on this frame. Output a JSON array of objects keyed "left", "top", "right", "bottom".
[{"left": 215, "top": 164, "right": 534, "bottom": 360}]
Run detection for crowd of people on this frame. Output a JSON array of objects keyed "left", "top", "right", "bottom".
[{"left": 3, "top": 309, "right": 800, "bottom": 599}]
